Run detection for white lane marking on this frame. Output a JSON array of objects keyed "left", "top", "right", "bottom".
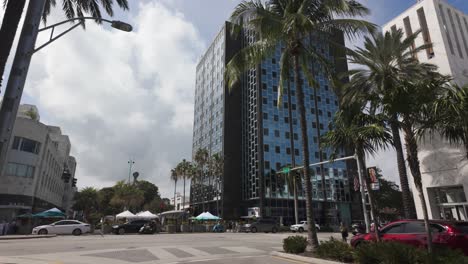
[
  {"left": 147, "top": 247, "right": 178, "bottom": 259},
  {"left": 176, "top": 247, "right": 211, "bottom": 257},
  {"left": 220, "top": 247, "right": 265, "bottom": 253}
]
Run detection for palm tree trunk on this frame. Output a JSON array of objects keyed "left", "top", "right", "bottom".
[
  {"left": 390, "top": 116, "right": 413, "bottom": 219},
  {"left": 294, "top": 55, "right": 319, "bottom": 249},
  {"left": 293, "top": 175, "right": 299, "bottom": 224},
  {"left": 402, "top": 120, "right": 433, "bottom": 253},
  {"left": 286, "top": 79, "right": 299, "bottom": 224},
  {"left": 0, "top": 0, "right": 26, "bottom": 89},
  {"left": 174, "top": 179, "right": 177, "bottom": 210},
  {"left": 183, "top": 175, "right": 186, "bottom": 210},
  {"left": 312, "top": 85, "right": 327, "bottom": 226},
  {"left": 357, "top": 147, "right": 380, "bottom": 241}
]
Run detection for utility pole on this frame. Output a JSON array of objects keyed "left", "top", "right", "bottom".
[{"left": 0, "top": 0, "right": 46, "bottom": 175}]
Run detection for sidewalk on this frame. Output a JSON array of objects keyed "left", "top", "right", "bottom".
[{"left": 0, "top": 234, "right": 56, "bottom": 240}]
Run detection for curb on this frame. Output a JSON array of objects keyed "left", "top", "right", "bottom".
[
  {"left": 0, "top": 234, "right": 56, "bottom": 240},
  {"left": 270, "top": 251, "right": 342, "bottom": 264}
]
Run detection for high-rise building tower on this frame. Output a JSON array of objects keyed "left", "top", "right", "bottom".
[
  {"left": 191, "top": 21, "right": 354, "bottom": 224},
  {"left": 383, "top": 0, "right": 468, "bottom": 221}
]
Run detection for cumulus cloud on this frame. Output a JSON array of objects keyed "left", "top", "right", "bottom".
[{"left": 21, "top": 1, "right": 204, "bottom": 197}]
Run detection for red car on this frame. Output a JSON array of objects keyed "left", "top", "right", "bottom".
[{"left": 350, "top": 220, "right": 468, "bottom": 255}]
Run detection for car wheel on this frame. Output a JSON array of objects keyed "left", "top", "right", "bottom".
[
  {"left": 292, "top": 230, "right": 296, "bottom": 233},
  {"left": 118, "top": 228, "right": 125, "bottom": 235},
  {"left": 298, "top": 227, "right": 304, "bottom": 233},
  {"left": 38, "top": 229, "right": 48, "bottom": 235},
  {"left": 272, "top": 227, "right": 278, "bottom": 233},
  {"left": 72, "top": 229, "right": 82, "bottom": 236},
  {"left": 251, "top": 227, "right": 257, "bottom": 233}
]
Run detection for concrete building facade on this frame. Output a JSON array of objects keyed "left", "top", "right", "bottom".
[
  {"left": 170, "top": 192, "right": 189, "bottom": 211},
  {"left": 191, "top": 21, "right": 357, "bottom": 225},
  {"left": 383, "top": 0, "right": 468, "bottom": 221},
  {"left": 0, "top": 105, "right": 77, "bottom": 221}
]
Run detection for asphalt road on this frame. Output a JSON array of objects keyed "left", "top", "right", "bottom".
[{"left": 0, "top": 232, "right": 341, "bottom": 264}]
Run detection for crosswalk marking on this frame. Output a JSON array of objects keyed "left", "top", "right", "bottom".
[
  {"left": 177, "top": 246, "right": 212, "bottom": 257},
  {"left": 220, "top": 247, "right": 265, "bottom": 253},
  {"left": 147, "top": 247, "right": 178, "bottom": 259}
]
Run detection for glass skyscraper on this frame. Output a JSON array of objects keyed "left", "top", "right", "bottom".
[{"left": 191, "top": 22, "right": 356, "bottom": 225}]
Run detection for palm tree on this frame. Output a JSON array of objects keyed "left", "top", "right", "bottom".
[
  {"left": 227, "top": 0, "right": 375, "bottom": 249},
  {"left": 170, "top": 168, "right": 178, "bottom": 209},
  {"left": 397, "top": 74, "right": 450, "bottom": 254},
  {"left": 343, "top": 29, "right": 436, "bottom": 219},
  {"left": 209, "top": 153, "right": 224, "bottom": 216},
  {"left": 193, "top": 148, "right": 209, "bottom": 211},
  {"left": 176, "top": 159, "right": 192, "bottom": 209},
  {"left": 434, "top": 84, "right": 468, "bottom": 158},
  {"left": 321, "top": 103, "right": 392, "bottom": 241},
  {"left": 0, "top": 0, "right": 129, "bottom": 89}
]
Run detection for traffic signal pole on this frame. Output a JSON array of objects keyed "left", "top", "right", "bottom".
[{"left": 279, "top": 154, "right": 370, "bottom": 232}]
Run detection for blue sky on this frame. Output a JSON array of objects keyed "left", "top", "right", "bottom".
[{"left": 0, "top": 0, "right": 467, "bottom": 196}]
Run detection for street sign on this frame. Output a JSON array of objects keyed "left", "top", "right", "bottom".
[{"left": 281, "top": 167, "right": 291, "bottom": 174}]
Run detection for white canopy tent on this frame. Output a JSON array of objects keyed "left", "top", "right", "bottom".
[
  {"left": 135, "top": 211, "right": 158, "bottom": 219},
  {"left": 116, "top": 210, "right": 135, "bottom": 219}
]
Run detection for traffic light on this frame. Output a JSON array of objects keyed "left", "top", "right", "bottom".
[{"left": 72, "top": 178, "right": 77, "bottom": 187}]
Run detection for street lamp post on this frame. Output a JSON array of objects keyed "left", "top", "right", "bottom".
[
  {"left": 128, "top": 160, "right": 135, "bottom": 184},
  {"left": 0, "top": 0, "right": 132, "bottom": 176}
]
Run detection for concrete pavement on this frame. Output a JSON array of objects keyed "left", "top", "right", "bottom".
[{"left": 0, "top": 232, "right": 341, "bottom": 264}]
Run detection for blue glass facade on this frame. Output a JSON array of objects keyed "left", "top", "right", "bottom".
[{"left": 192, "top": 22, "right": 354, "bottom": 223}]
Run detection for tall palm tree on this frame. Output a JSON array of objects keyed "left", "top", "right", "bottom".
[
  {"left": 343, "top": 29, "right": 436, "bottom": 219},
  {"left": 210, "top": 153, "right": 224, "bottom": 216},
  {"left": 176, "top": 159, "right": 192, "bottom": 210},
  {"left": 397, "top": 74, "right": 450, "bottom": 254},
  {"left": 434, "top": 84, "right": 468, "bottom": 158},
  {"left": 170, "top": 168, "right": 178, "bottom": 209},
  {"left": 227, "top": 0, "right": 375, "bottom": 249},
  {"left": 0, "top": 0, "right": 129, "bottom": 89},
  {"left": 193, "top": 148, "right": 209, "bottom": 211},
  {"left": 321, "top": 103, "right": 392, "bottom": 241}
]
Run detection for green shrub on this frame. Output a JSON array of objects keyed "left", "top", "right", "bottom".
[
  {"left": 316, "top": 237, "right": 354, "bottom": 263},
  {"left": 354, "top": 242, "right": 426, "bottom": 264},
  {"left": 283, "top": 235, "right": 308, "bottom": 254},
  {"left": 354, "top": 242, "right": 468, "bottom": 264},
  {"left": 425, "top": 247, "right": 468, "bottom": 264}
]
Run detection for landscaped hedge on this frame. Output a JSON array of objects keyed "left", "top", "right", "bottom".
[
  {"left": 283, "top": 235, "right": 308, "bottom": 254},
  {"left": 283, "top": 237, "right": 468, "bottom": 264},
  {"left": 354, "top": 242, "right": 468, "bottom": 264},
  {"left": 316, "top": 237, "right": 354, "bottom": 263}
]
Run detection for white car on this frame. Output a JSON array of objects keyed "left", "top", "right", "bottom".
[
  {"left": 290, "top": 221, "right": 320, "bottom": 233},
  {"left": 32, "top": 220, "right": 90, "bottom": 236}
]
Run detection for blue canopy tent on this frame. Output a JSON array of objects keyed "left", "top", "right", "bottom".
[{"left": 33, "top": 208, "right": 65, "bottom": 218}]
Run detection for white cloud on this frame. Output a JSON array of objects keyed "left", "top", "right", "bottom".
[{"left": 21, "top": 1, "right": 204, "bottom": 197}]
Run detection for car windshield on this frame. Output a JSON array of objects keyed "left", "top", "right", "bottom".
[{"left": 300, "top": 221, "right": 307, "bottom": 224}]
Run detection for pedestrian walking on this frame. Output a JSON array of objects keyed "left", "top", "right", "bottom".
[{"left": 340, "top": 222, "right": 349, "bottom": 243}]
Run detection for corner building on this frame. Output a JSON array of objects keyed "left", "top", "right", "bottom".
[
  {"left": 383, "top": 0, "right": 468, "bottom": 221},
  {"left": 0, "top": 105, "right": 77, "bottom": 221},
  {"left": 191, "top": 21, "right": 355, "bottom": 225}
]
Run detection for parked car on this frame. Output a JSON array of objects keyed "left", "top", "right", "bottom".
[
  {"left": 241, "top": 219, "right": 278, "bottom": 233},
  {"left": 351, "top": 219, "right": 468, "bottom": 255},
  {"left": 290, "top": 221, "right": 321, "bottom": 233},
  {"left": 113, "top": 220, "right": 150, "bottom": 235},
  {"left": 32, "top": 220, "right": 90, "bottom": 236}
]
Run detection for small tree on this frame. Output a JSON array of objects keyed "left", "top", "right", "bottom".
[
  {"left": 72, "top": 187, "right": 98, "bottom": 222},
  {"left": 110, "top": 181, "right": 144, "bottom": 212}
]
